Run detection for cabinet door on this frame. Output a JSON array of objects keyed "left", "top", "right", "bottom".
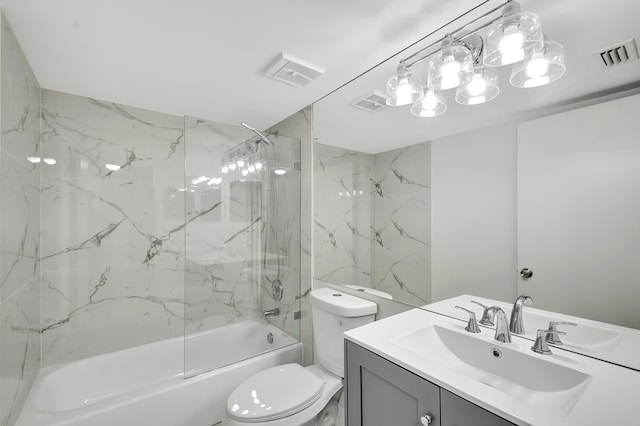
[
  {"left": 346, "top": 341, "right": 440, "bottom": 426},
  {"left": 440, "top": 389, "right": 515, "bottom": 426}
]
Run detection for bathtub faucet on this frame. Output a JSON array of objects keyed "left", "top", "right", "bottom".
[{"left": 263, "top": 308, "right": 280, "bottom": 320}]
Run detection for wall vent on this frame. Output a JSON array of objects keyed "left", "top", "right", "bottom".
[
  {"left": 593, "top": 39, "right": 639, "bottom": 68},
  {"left": 351, "top": 91, "right": 388, "bottom": 113},
  {"left": 263, "top": 53, "right": 325, "bottom": 87}
]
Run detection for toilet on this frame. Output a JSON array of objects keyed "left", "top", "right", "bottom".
[{"left": 223, "top": 287, "right": 378, "bottom": 426}]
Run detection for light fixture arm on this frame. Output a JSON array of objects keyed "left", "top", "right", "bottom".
[{"left": 402, "top": 0, "right": 510, "bottom": 69}]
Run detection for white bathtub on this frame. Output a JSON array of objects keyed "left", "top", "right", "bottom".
[{"left": 16, "top": 320, "right": 302, "bottom": 426}]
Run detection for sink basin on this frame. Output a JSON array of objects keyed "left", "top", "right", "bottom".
[{"left": 392, "top": 323, "right": 591, "bottom": 415}]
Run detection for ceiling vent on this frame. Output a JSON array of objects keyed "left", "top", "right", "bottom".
[
  {"left": 593, "top": 39, "right": 639, "bottom": 68},
  {"left": 351, "top": 91, "right": 388, "bottom": 113},
  {"left": 263, "top": 53, "right": 325, "bottom": 87}
]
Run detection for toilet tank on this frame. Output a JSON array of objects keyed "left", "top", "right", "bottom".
[{"left": 310, "top": 288, "right": 377, "bottom": 378}]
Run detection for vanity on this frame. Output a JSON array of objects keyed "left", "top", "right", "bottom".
[{"left": 344, "top": 307, "right": 640, "bottom": 425}]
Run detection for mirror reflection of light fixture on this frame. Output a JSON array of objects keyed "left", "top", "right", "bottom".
[
  {"left": 105, "top": 163, "right": 121, "bottom": 171},
  {"left": 273, "top": 168, "right": 287, "bottom": 175},
  {"left": 456, "top": 65, "right": 499, "bottom": 105},
  {"left": 427, "top": 35, "right": 474, "bottom": 90},
  {"left": 410, "top": 90, "right": 447, "bottom": 117},
  {"left": 483, "top": 1, "right": 543, "bottom": 67},
  {"left": 27, "top": 156, "right": 41, "bottom": 163},
  {"left": 381, "top": 0, "right": 564, "bottom": 119},
  {"left": 385, "top": 61, "right": 424, "bottom": 106},
  {"left": 510, "top": 40, "right": 566, "bottom": 88}
]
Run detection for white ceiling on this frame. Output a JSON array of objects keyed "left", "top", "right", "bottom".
[
  {"left": 314, "top": 0, "right": 640, "bottom": 153},
  {"left": 0, "top": 0, "right": 496, "bottom": 131}
]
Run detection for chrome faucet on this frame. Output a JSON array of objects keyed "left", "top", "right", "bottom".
[
  {"left": 532, "top": 328, "right": 565, "bottom": 355},
  {"left": 455, "top": 306, "right": 481, "bottom": 333},
  {"left": 471, "top": 301, "right": 501, "bottom": 326},
  {"left": 509, "top": 295, "right": 533, "bottom": 335},
  {"left": 490, "top": 307, "right": 512, "bottom": 343},
  {"left": 263, "top": 308, "right": 280, "bottom": 319}
]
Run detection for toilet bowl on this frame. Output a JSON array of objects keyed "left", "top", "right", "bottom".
[{"left": 223, "top": 288, "right": 377, "bottom": 426}]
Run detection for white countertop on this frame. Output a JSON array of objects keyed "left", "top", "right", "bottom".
[{"left": 345, "top": 308, "right": 640, "bottom": 426}]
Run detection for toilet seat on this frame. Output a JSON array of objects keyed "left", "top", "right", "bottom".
[{"left": 226, "top": 364, "right": 324, "bottom": 423}]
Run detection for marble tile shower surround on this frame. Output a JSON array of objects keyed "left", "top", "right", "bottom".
[
  {"left": 184, "top": 118, "right": 263, "bottom": 338},
  {"left": 259, "top": 135, "right": 301, "bottom": 347},
  {"left": 268, "top": 107, "right": 312, "bottom": 366},
  {"left": 0, "top": 13, "right": 42, "bottom": 426},
  {"left": 313, "top": 144, "right": 373, "bottom": 286},
  {"left": 372, "top": 142, "right": 431, "bottom": 305},
  {"left": 40, "top": 90, "right": 186, "bottom": 367},
  {"left": 184, "top": 117, "right": 301, "bottom": 375},
  {"left": 313, "top": 142, "right": 431, "bottom": 305}
]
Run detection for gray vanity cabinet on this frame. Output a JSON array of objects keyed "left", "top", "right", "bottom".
[
  {"left": 346, "top": 340, "right": 440, "bottom": 426},
  {"left": 345, "top": 340, "right": 515, "bottom": 426}
]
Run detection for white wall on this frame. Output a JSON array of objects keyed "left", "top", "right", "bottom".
[
  {"left": 431, "top": 123, "right": 518, "bottom": 303},
  {"left": 517, "top": 93, "right": 640, "bottom": 328}
]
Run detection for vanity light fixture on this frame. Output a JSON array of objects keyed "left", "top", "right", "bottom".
[
  {"left": 410, "top": 90, "right": 447, "bottom": 117},
  {"left": 273, "top": 168, "right": 287, "bottom": 175},
  {"left": 456, "top": 65, "right": 499, "bottom": 105},
  {"left": 105, "top": 163, "right": 121, "bottom": 171},
  {"left": 385, "top": 61, "right": 424, "bottom": 106},
  {"left": 27, "top": 156, "right": 41, "bottom": 163},
  {"left": 483, "top": 1, "right": 543, "bottom": 67},
  {"left": 427, "top": 35, "right": 474, "bottom": 90},
  {"left": 510, "top": 39, "right": 566, "bottom": 88},
  {"left": 382, "top": 0, "right": 564, "bottom": 118}
]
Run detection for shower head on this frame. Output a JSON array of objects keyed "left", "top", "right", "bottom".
[{"left": 240, "top": 122, "right": 273, "bottom": 146}]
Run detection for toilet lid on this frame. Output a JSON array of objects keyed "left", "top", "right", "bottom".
[{"left": 226, "top": 363, "right": 324, "bottom": 423}]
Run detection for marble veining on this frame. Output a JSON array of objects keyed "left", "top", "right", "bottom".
[
  {"left": 40, "top": 89, "right": 186, "bottom": 367},
  {"left": 314, "top": 143, "right": 373, "bottom": 287},
  {"left": 268, "top": 107, "right": 312, "bottom": 365},
  {"left": 0, "top": 13, "right": 41, "bottom": 426},
  {"left": 313, "top": 141, "right": 431, "bottom": 306},
  {"left": 183, "top": 117, "right": 301, "bottom": 375},
  {"left": 373, "top": 142, "right": 431, "bottom": 305}
]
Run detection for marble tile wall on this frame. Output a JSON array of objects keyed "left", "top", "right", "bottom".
[
  {"left": 372, "top": 142, "right": 431, "bottom": 305},
  {"left": 0, "top": 14, "right": 42, "bottom": 426},
  {"left": 313, "top": 144, "right": 373, "bottom": 286},
  {"left": 259, "top": 134, "right": 301, "bottom": 346},
  {"left": 184, "top": 117, "right": 301, "bottom": 374},
  {"left": 40, "top": 90, "right": 185, "bottom": 367},
  {"left": 312, "top": 141, "right": 431, "bottom": 306},
  {"left": 268, "top": 107, "right": 311, "bottom": 365},
  {"left": 184, "top": 117, "right": 263, "bottom": 342}
]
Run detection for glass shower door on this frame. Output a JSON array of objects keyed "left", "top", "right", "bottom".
[{"left": 183, "top": 116, "right": 300, "bottom": 377}]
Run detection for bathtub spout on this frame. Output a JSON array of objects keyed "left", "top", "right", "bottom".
[{"left": 263, "top": 308, "right": 280, "bottom": 320}]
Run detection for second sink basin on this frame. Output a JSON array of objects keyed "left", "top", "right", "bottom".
[{"left": 392, "top": 323, "right": 591, "bottom": 416}]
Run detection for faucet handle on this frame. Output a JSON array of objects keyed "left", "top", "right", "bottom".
[
  {"left": 532, "top": 329, "right": 566, "bottom": 355},
  {"left": 455, "top": 306, "right": 481, "bottom": 333},
  {"left": 470, "top": 301, "right": 495, "bottom": 326},
  {"left": 548, "top": 321, "right": 577, "bottom": 330},
  {"left": 521, "top": 295, "right": 534, "bottom": 305},
  {"left": 545, "top": 321, "right": 576, "bottom": 344}
]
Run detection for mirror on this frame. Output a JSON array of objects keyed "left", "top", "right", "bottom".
[{"left": 311, "top": 0, "right": 640, "bottom": 370}]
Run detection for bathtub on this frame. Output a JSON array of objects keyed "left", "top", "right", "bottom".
[{"left": 16, "top": 320, "right": 302, "bottom": 426}]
